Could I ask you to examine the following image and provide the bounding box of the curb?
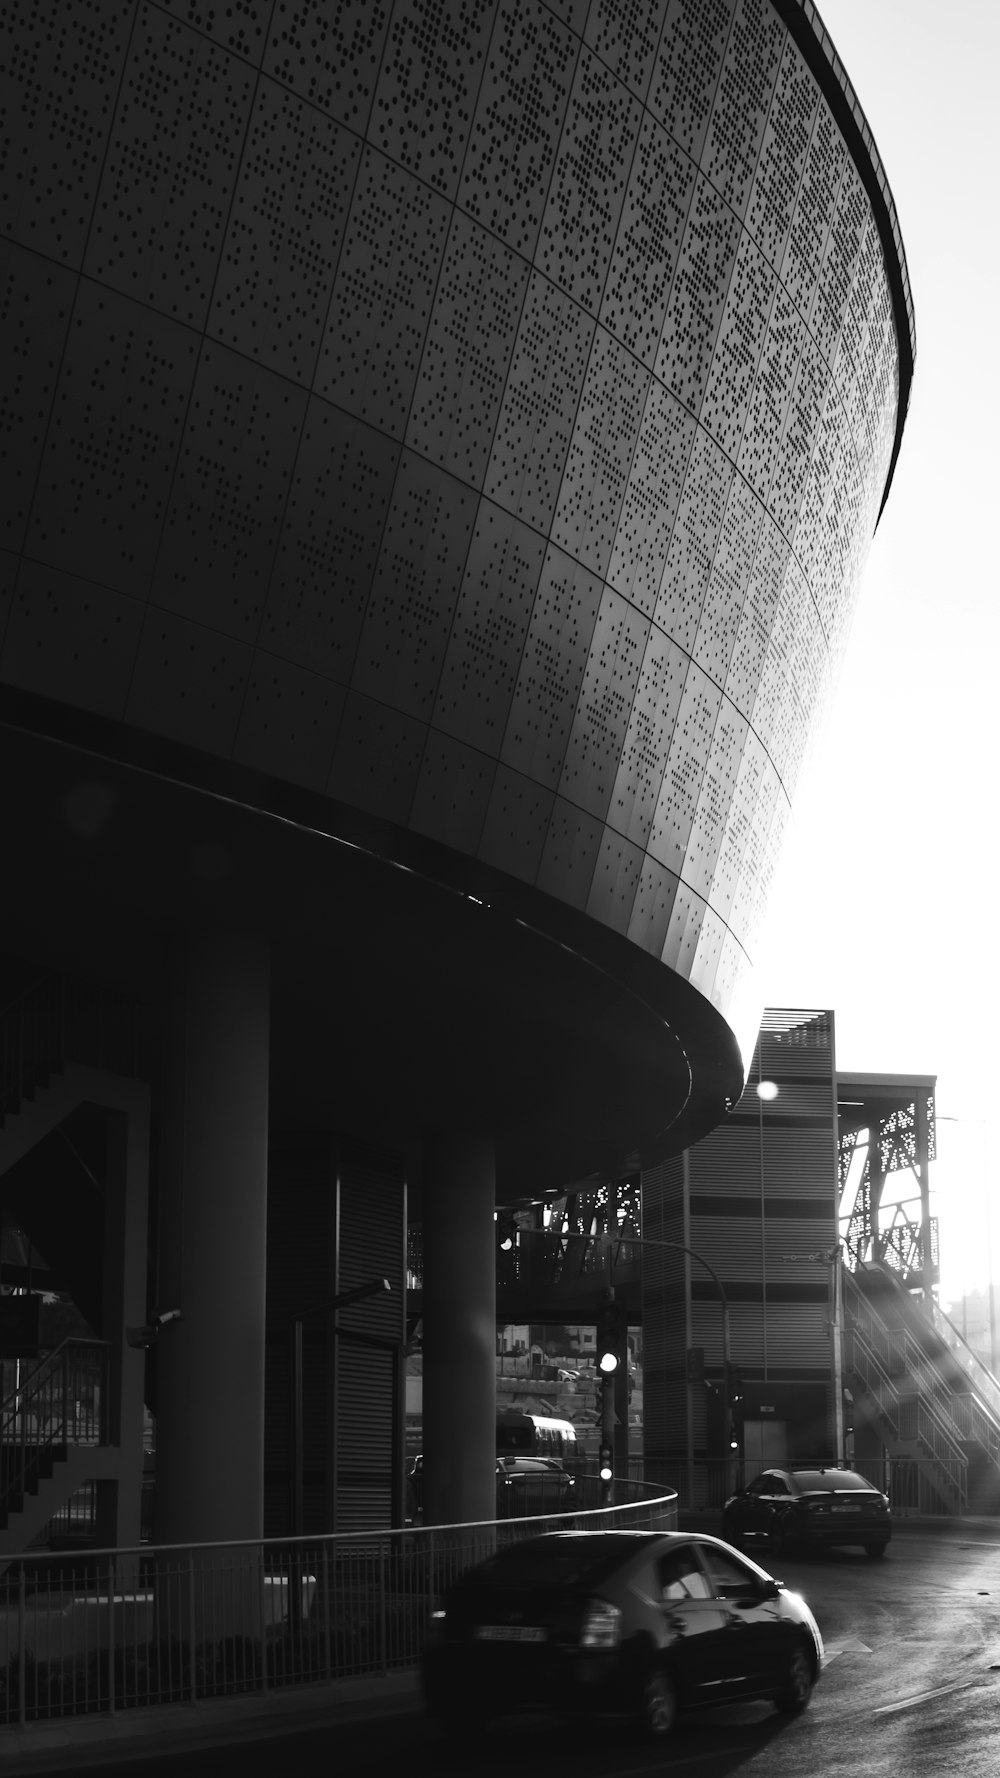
[0,1671,423,1773]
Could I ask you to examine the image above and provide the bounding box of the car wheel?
[865,1542,887,1560]
[774,1640,815,1715]
[638,1666,679,1739]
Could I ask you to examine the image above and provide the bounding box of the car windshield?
[469,1534,651,1588]
[792,1469,878,1492]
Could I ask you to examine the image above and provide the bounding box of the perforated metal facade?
[1,1,911,1035]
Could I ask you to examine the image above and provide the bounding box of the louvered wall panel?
[264,1134,336,1538]
[334,1143,407,1533]
[643,1008,840,1462]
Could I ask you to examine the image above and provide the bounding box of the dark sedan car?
[423,1529,823,1739]
[408,1455,574,1522]
[722,1465,891,1559]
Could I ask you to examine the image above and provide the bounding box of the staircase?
[0,972,150,1554]
[0,1339,118,1555]
[844,1263,1000,1516]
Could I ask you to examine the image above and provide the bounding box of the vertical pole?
[291,1319,303,1537]
[107,1555,116,1715]
[602,1241,615,1504]
[831,1247,845,1460]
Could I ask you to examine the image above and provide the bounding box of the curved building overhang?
[0,694,742,1195]
[0,0,913,1195]
[779,0,916,516]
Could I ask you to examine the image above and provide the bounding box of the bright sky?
[746,0,1000,1308]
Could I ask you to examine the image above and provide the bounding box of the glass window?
[791,1468,877,1493]
[656,1546,711,1601]
[698,1546,760,1601]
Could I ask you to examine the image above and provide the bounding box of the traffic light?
[725,1363,744,1404]
[598,1443,613,1484]
[596,1294,624,1375]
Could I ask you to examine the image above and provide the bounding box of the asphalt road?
[13,1526,1000,1778]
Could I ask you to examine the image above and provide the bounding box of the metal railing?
[852,1455,970,1518]
[0,1488,678,1727]
[0,1343,110,1525]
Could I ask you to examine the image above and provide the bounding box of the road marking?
[823,1637,873,1665]
[874,1679,976,1716]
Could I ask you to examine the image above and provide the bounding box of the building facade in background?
[0,0,913,1542]
[643,1007,841,1496]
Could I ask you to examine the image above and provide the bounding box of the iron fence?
[0,1487,678,1727]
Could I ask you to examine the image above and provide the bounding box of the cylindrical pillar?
[421,1132,496,1528]
[154,928,270,1546]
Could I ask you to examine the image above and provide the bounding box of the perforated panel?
[558,586,650,820]
[2,0,911,1032]
[461,0,577,256]
[601,113,695,365]
[263,1,390,125]
[410,729,497,851]
[318,149,452,438]
[349,452,477,720]
[84,8,256,327]
[501,548,603,790]
[648,0,731,161]
[609,625,688,847]
[369,0,495,199]
[208,85,360,382]
[648,660,722,877]
[1,243,76,554]
[1,1,133,266]
[25,284,199,595]
[124,610,252,754]
[406,213,530,488]
[537,45,641,315]
[701,0,782,220]
[607,381,696,615]
[656,173,740,414]
[2,562,143,718]
[152,343,307,638]
[484,271,595,530]
[233,653,345,792]
[433,504,547,750]
[553,328,650,575]
[478,762,555,882]
[258,404,400,681]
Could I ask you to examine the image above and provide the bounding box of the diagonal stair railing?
[0,1340,110,1523]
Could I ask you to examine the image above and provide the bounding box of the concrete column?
[421,1132,496,1528]
[154,928,270,1547]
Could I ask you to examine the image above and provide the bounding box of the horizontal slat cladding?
[760,1010,834,1078]
[763,1311,833,1367]
[336,1488,393,1534]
